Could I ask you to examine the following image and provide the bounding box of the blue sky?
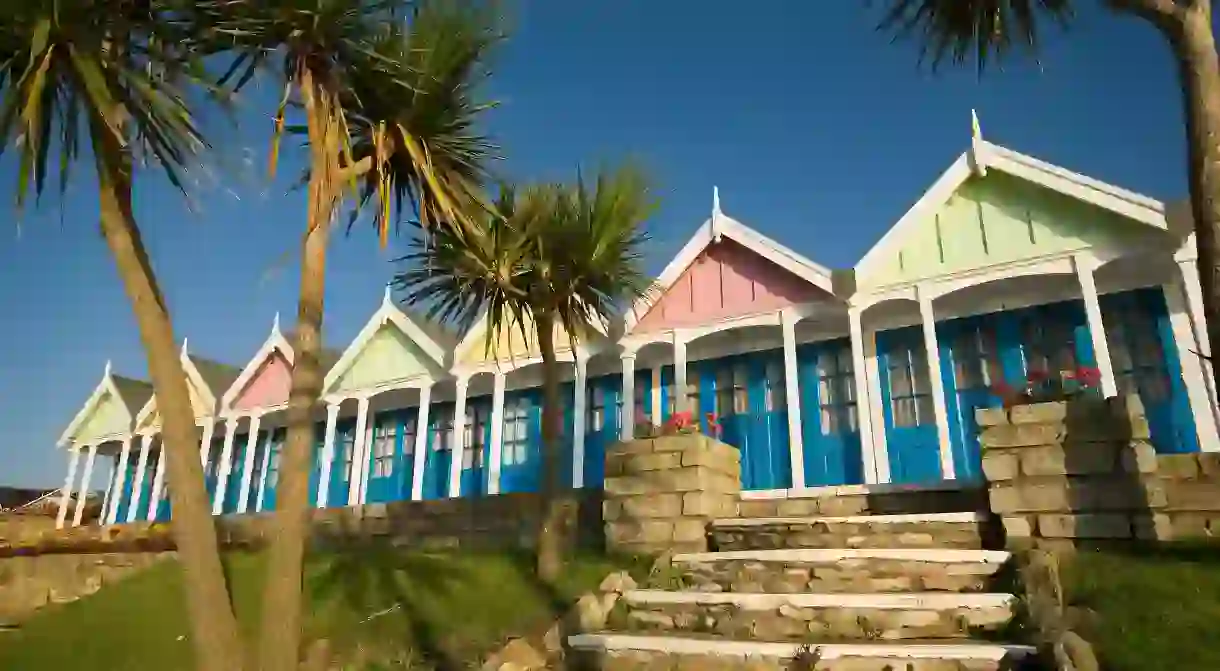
[0,1,1186,487]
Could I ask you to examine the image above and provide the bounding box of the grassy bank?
[1064,542,1220,671]
[0,544,647,671]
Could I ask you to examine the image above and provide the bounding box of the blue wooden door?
[797,340,864,486]
[461,399,493,496]
[584,375,621,488]
[154,452,172,521]
[716,354,791,490]
[940,313,1025,482]
[1015,299,1095,384]
[423,402,455,500]
[878,326,942,483]
[1102,289,1200,454]
[222,433,250,514]
[365,411,414,503]
[500,390,542,493]
[308,421,325,507]
[325,421,356,508]
[257,428,285,511]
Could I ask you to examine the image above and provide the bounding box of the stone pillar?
[977,394,1163,547]
[603,434,741,555]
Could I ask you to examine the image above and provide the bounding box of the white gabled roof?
[454,303,609,362]
[58,361,150,447]
[623,188,837,334]
[132,339,225,427]
[856,111,1169,275]
[219,314,295,411]
[322,288,450,391]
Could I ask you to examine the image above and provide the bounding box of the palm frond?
[874,0,1074,71]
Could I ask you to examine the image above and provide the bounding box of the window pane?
[890,358,913,398]
[911,349,931,395]
[893,397,918,428]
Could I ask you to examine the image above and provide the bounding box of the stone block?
[1011,401,1069,425]
[774,498,821,517]
[621,494,682,519]
[671,520,707,543]
[737,500,778,517]
[1133,514,1173,541]
[1121,442,1159,475]
[981,452,1018,482]
[1038,514,1132,539]
[1001,516,1033,538]
[1165,482,1220,511]
[1198,454,1220,479]
[975,407,1009,428]
[819,495,870,517]
[627,452,684,473]
[981,423,1063,449]
[682,492,733,517]
[1159,454,1201,481]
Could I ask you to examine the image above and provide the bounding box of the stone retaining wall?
[0,551,174,625]
[978,394,1220,547]
[978,395,1163,546]
[736,485,989,519]
[603,434,740,555]
[0,490,605,559]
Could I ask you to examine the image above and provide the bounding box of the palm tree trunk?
[258,70,340,671]
[91,121,246,671]
[534,311,566,582]
[1169,3,1220,412]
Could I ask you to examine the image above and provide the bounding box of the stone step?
[663,548,1011,594]
[616,590,1015,641]
[710,512,989,551]
[567,633,1037,670]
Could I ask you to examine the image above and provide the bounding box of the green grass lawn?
[0,543,648,671]
[1064,542,1220,671]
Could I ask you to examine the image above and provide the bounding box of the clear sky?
[0,1,1187,488]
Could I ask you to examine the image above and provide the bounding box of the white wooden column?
[1165,280,1220,450]
[650,367,663,423]
[358,410,376,504]
[316,403,341,508]
[620,354,637,440]
[56,448,82,529]
[848,307,880,484]
[212,417,239,515]
[147,445,168,522]
[199,422,215,468]
[347,396,371,506]
[237,413,263,513]
[72,443,99,527]
[572,355,589,488]
[673,333,688,414]
[410,383,433,501]
[448,377,470,498]
[255,430,274,512]
[917,287,956,480]
[127,434,153,523]
[1074,255,1118,398]
[487,372,507,495]
[99,462,116,526]
[107,436,133,524]
[1176,259,1220,444]
[780,309,806,489]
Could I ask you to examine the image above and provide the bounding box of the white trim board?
[669,548,1011,564]
[322,289,449,394]
[856,138,1170,279]
[220,316,295,411]
[59,362,139,447]
[566,634,1036,661]
[620,590,1015,610]
[134,344,219,429]
[623,191,838,335]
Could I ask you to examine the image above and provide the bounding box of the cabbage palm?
[0,3,245,670]
[197,2,501,668]
[874,0,1220,403]
[394,166,656,581]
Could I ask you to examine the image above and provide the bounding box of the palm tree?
[872,0,1220,407]
[0,3,246,670]
[197,1,501,667]
[395,166,657,581]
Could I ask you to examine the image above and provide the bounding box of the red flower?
[1076,367,1102,387]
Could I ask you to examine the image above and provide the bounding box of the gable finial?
[104,359,112,377]
[710,186,723,243]
[382,283,393,307]
[272,311,281,333]
[968,108,988,177]
[181,337,189,357]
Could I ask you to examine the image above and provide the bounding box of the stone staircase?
[569,502,1038,670]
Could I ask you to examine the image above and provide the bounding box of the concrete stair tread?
[673,548,1011,564]
[622,590,1016,609]
[711,512,987,527]
[568,632,1037,660]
